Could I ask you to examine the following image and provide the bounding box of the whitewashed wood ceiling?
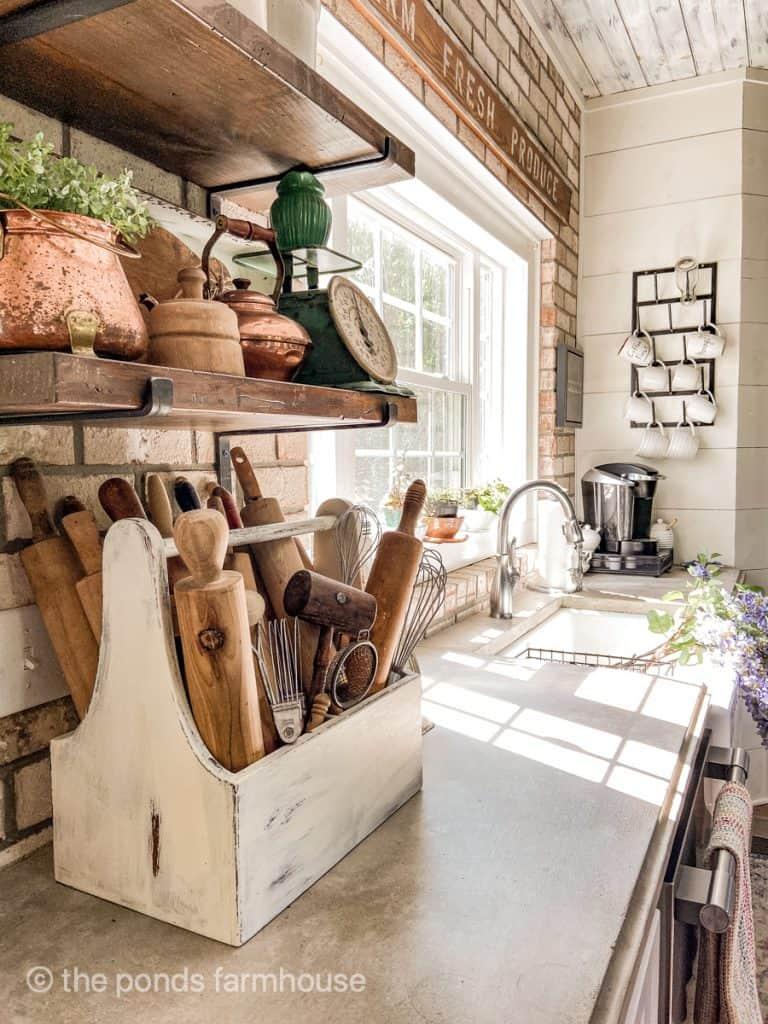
[536,0,768,99]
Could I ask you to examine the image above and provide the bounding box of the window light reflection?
[574,668,651,713]
[511,708,622,760]
[618,740,677,781]
[606,765,668,807]
[421,700,501,742]
[425,682,520,724]
[494,728,609,783]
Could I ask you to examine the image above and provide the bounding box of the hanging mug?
[671,355,701,391]
[624,390,653,423]
[666,419,699,460]
[687,389,717,424]
[618,328,653,366]
[687,323,725,359]
[636,360,669,393]
[635,422,669,459]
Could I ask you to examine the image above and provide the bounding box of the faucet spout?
[490,480,583,619]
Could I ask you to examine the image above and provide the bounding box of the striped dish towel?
[695,782,763,1024]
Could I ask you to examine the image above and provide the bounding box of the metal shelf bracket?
[0,0,137,45]
[215,399,399,493]
[0,376,174,427]
[207,138,394,217]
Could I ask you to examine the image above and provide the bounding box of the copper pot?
[424,516,465,540]
[0,208,148,359]
[218,278,311,381]
[202,215,311,381]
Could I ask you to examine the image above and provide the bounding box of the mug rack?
[629,262,718,429]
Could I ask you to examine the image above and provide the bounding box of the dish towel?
[694,782,763,1024]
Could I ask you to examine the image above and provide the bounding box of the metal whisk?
[253,618,305,744]
[334,504,382,588]
[390,548,447,679]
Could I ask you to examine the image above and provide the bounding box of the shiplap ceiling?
[535,0,768,99]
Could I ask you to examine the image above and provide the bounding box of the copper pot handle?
[0,192,141,259]
[202,214,285,303]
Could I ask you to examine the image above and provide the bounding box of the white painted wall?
[577,70,768,581]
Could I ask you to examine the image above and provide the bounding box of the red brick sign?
[351,0,573,222]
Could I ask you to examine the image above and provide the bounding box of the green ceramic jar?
[270,170,331,252]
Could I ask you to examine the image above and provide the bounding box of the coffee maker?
[581,463,671,576]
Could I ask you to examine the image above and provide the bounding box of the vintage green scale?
[233,170,414,398]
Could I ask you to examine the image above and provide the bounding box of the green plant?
[424,488,461,517]
[0,123,152,242]
[464,479,510,516]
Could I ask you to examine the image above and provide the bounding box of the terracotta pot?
[424,515,464,540]
[0,209,148,359]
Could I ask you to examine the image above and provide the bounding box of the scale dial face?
[327,276,398,384]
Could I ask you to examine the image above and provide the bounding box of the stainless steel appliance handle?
[674,746,750,934]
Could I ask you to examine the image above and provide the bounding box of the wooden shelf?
[0,0,414,208]
[0,352,417,432]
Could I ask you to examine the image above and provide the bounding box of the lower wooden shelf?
[0,352,417,432]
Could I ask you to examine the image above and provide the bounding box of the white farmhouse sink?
[500,607,654,665]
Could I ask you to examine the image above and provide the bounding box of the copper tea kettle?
[203,216,311,381]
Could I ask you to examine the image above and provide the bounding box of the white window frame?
[314,10,550,543]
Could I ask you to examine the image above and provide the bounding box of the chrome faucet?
[490,480,584,619]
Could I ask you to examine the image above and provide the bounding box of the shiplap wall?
[577,71,768,583]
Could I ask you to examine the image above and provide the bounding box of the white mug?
[671,357,701,392]
[636,361,669,393]
[635,423,669,459]
[618,328,653,366]
[666,420,699,460]
[687,324,725,359]
[687,389,717,424]
[624,390,653,423]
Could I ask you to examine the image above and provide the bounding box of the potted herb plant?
[424,488,464,541]
[460,479,511,532]
[0,123,152,359]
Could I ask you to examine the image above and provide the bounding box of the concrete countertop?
[0,568,726,1024]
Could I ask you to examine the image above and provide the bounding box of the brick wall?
[323,0,582,494]
[0,0,581,865]
[0,97,310,866]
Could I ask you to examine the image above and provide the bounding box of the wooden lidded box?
[50,519,423,946]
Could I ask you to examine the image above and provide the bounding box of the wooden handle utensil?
[174,509,265,772]
[145,473,189,592]
[99,478,146,521]
[173,476,202,513]
[365,479,427,691]
[61,506,104,641]
[231,446,318,697]
[284,569,377,703]
[11,459,99,718]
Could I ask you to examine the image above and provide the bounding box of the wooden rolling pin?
[99,478,146,521]
[206,493,277,753]
[145,473,189,590]
[173,509,265,772]
[231,446,319,697]
[284,570,377,704]
[365,479,427,692]
[60,501,104,641]
[11,459,98,718]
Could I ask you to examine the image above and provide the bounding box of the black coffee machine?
[581,463,671,576]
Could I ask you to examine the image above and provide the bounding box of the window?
[326,188,517,512]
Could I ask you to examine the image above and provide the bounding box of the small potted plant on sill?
[424,488,464,541]
[0,123,152,360]
[460,479,511,532]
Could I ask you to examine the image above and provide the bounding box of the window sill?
[423,529,497,573]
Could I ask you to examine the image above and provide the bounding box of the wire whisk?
[253,618,305,744]
[334,504,382,588]
[390,548,447,678]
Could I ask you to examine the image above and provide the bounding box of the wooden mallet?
[283,570,377,707]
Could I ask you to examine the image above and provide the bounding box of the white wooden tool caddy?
[50,518,423,946]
